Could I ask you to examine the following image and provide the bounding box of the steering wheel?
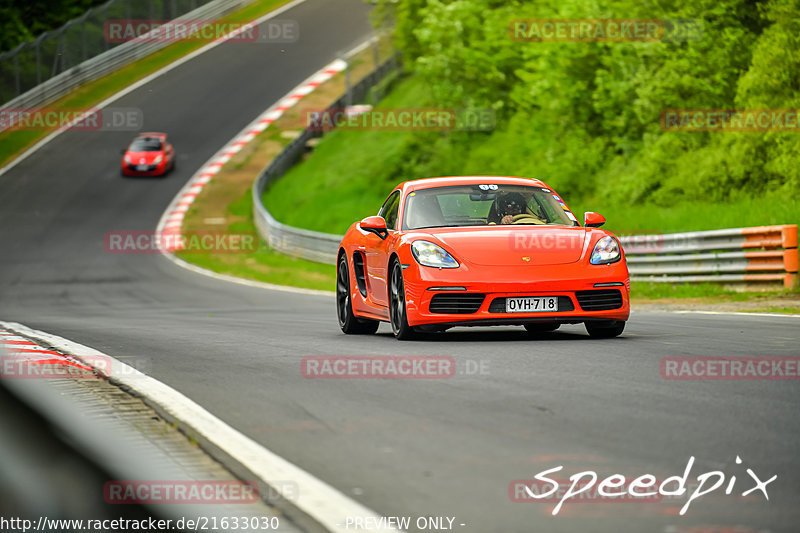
[511,213,546,225]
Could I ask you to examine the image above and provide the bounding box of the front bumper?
[402,260,630,327]
[121,162,167,176]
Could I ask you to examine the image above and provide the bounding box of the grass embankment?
[176,39,395,291]
[0,0,291,168]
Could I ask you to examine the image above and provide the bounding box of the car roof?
[399,176,549,193]
[136,132,167,139]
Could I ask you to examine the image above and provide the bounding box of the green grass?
[571,194,800,236]
[745,306,800,314]
[0,0,290,168]
[176,189,336,291]
[630,282,749,300]
[628,282,800,301]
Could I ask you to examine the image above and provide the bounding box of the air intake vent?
[575,289,623,311]
[352,252,367,297]
[429,293,485,314]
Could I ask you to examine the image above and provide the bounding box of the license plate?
[505,296,558,313]
[136,165,149,171]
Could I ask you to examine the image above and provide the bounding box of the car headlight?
[124,155,131,164]
[154,155,164,164]
[411,240,459,268]
[590,236,621,265]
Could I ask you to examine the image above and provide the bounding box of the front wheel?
[336,255,379,334]
[389,260,416,340]
[585,320,625,338]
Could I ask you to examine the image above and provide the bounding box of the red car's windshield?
[403,184,578,230]
[128,137,163,152]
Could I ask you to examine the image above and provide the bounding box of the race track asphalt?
[1,1,799,531]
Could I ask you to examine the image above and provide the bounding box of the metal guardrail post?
[34,36,42,86]
[82,15,88,62]
[14,53,21,96]
[344,56,352,108]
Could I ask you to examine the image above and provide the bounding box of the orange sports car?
[336,176,630,339]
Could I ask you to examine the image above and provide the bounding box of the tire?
[585,320,625,338]
[524,322,560,333]
[336,254,379,334]
[388,260,417,340]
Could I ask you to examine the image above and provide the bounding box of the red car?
[336,176,630,339]
[121,132,174,177]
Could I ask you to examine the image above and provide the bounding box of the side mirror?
[120,148,126,155]
[360,216,389,239]
[584,212,606,228]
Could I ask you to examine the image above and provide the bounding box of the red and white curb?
[0,329,97,378]
[155,58,347,245]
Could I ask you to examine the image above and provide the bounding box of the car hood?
[125,151,162,164]
[416,226,589,266]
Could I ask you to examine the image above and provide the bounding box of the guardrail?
[620,225,799,288]
[252,52,400,264]
[0,0,255,110]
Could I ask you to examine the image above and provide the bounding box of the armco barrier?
[252,53,400,264]
[620,225,799,288]
[0,0,255,111]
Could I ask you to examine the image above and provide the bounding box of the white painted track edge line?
[0,320,402,533]
[667,310,800,318]
[0,0,308,178]
[631,309,800,318]
[168,254,333,296]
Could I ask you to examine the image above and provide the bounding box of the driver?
[497,192,526,224]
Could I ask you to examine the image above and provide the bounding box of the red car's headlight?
[411,240,459,268]
[590,236,621,265]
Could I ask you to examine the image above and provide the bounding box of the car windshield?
[402,184,578,230]
[129,137,163,151]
